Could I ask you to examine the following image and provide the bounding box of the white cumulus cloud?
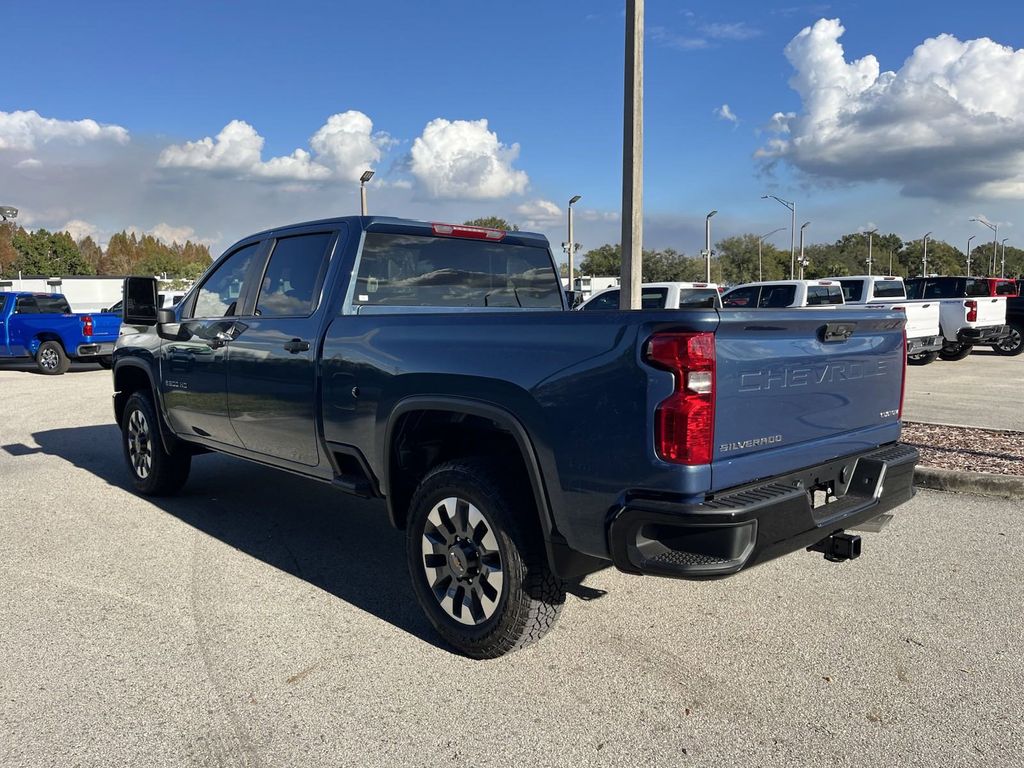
[715,104,739,124]
[515,199,562,229]
[60,219,101,242]
[158,111,390,182]
[409,118,529,199]
[0,109,129,151]
[759,18,1024,199]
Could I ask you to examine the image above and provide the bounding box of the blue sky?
[3,0,1024,258]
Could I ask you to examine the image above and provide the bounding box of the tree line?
[0,222,212,279]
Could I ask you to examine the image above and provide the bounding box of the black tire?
[907,351,938,366]
[939,342,973,361]
[96,357,113,369]
[406,458,565,659]
[36,340,70,375]
[992,323,1024,356]
[121,392,191,496]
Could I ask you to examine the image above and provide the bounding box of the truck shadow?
[22,424,446,652]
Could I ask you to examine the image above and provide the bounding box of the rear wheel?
[36,341,70,375]
[907,351,938,366]
[992,323,1024,356]
[939,342,973,361]
[97,357,113,369]
[406,458,564,659]
[121,392,191,496]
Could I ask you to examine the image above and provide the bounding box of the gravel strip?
[902,421,1024,477]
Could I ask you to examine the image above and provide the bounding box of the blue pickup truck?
[112,217,918,658]
[0,292,121,373]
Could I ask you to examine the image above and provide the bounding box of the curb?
[914,466,1024,499]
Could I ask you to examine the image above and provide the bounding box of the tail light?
[644,332,715,465]
[965,300,978,322]
[899,330,907,420]
[81,315,94,336]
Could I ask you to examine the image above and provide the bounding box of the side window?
[191,243,260,319]
[580,290,620,310]
[923,281,945,299]
[964,279,988,297]
[839,281,863,302]
[759,285,796,308]
[0,295,5,313]
[256,232,333,318]
[722,286,758,308]
[640,287,669,309]
[15,296,38,314]
[36,295,72,314]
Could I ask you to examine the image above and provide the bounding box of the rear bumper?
[608,443,918,579]
[907,335,942,355]
[74,342,115,358]
[958,325,1008,345]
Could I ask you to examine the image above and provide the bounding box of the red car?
[984,277,1019,298]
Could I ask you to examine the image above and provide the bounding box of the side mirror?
[123,276,159,326]
[157,308,176,324]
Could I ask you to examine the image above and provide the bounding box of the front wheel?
[907,351,938,366]
[121,392,191,496]
[406,458,565,659]
[939,342,973,361]
[992,324,1024,356]
[36,340,70,375]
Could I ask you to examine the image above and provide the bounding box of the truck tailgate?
[84,312,122,341]
[972,296,1006,326]
[898,301,940,338]
[712,308,904,491]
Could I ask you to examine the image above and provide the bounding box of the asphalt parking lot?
[1,364,1022,768]
[904,349,1024,431]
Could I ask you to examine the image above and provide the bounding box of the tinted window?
[353,233,561,308]
[994,281,1016,296]
[964,279,988,297]
[759,285,796,308]
[35,296,72,314]
[640,288,669,308]
[580,290,620,310]
[722,286,758,308]
[839,280,864,302]
[872,280,905,299]
[192,243,260,318]
[0,294,6,313]
[678,288,719,308]
[905,279,924,299]
[15,296,38,314]
[807,286,844,306]
[256,233,333,317]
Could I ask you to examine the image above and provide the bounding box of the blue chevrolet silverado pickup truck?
[0,291,121,373]
[112,216,918,657]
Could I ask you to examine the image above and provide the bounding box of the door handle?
[284,338,310,354]
[207,331,233,349]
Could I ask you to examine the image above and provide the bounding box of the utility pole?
[359,170,374,215]
[704,210,717,282]
[1001,237,1008,278]
[922,231,932,276]
[762,195,796,279]
[865,228,878,275]
[966,235,975,276]
[758,227,784,282]
[798,221,810,279]
[888,249,893,275]
[563,195,582,290]
[619,0,644,310]
[970,217,997,276]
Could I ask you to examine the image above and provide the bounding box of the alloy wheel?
[39,348,59,370]
[996,327,1022,353]
[127,409,153,479]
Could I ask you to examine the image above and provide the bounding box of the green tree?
[11,229,93,275]
[715,234,789,283]
[0,221,19,276]
[464,216,519,231]
[76,235,104,274]
[578,243,705,282]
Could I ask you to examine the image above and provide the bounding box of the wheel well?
[34,333,64,350]
[387,410,538,531]
[113,366,154,427]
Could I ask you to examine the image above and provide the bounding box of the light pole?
[762,194,796,279]
[966,235,975,276]
[704,210,717,282]
[359,170,374,215]
[620,0,644,309]
[922,231,932,276]
[970,217,997,276]
[1001,238,1008,278]
[888,249,894,275]
[758,227,785,282]
[798,221,810,279]
[864,228,878,275]
[563,194,582,289]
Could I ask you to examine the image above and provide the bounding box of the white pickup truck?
[904,277,1009,361]
[838,276,943,365]
[577,281,723,310]
[721,280,844,308]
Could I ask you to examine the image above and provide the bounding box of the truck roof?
[227,215,551,253]
[840,275,903,282]
[727,279,841,288]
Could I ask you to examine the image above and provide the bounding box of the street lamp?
[922,231,932,276]
[758,227,785,282]
[969,217,997,276]
[1001,237,1008,278]
[798,221,810,279]
[563,195,582,289]
[704,210,717,282]
[864,228,878,275]
[359,170,374,215]
[762,194,796,279]
[0,206,17,221]
[966,235,975,276]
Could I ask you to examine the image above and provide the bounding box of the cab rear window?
[353,233,562,308]
[872,281,905,299]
